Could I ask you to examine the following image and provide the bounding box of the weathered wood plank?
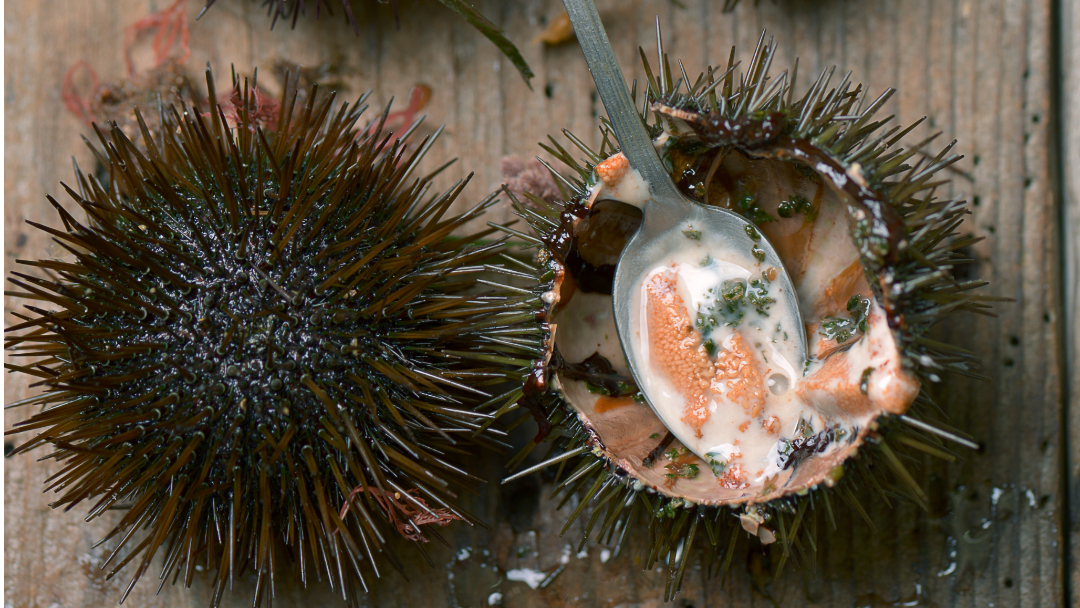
[4,0,1065,606]
[1059,0,1080,605]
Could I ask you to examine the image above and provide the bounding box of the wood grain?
[3,0,1067,606]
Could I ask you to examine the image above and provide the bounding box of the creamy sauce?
[630,240,814,486]
[628,245,917,488]
[587,153,653,209]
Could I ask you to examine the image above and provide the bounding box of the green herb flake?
[703,338,717,356]
[736,191,777,225]
[820,296,871,343]
[683,227,702,240]
[664,461,700,481]
[657,501,680,519]
[704,453,728,477]
[795,163,819,180]
[722,280,747,302]
[696,276,777,330]
[776,194,816,220]
[746,279,776,316]
[585,382,611,396]
[859,367,874,395]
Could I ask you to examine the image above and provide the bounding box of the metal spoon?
[562,0,807,453]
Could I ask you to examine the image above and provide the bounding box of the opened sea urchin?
[503,33,989,596]
[5,71,543,605]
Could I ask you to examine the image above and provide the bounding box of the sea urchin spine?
[197,0,535,85]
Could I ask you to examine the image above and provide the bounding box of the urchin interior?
[550,149,919,505]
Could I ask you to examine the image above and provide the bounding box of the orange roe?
[644,271,767,437]
[762,415,780,435]
[717,463,748,489]
[596,153,629,186]
[645,271,716,436]
[715,333,766,419]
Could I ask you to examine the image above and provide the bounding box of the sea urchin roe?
[634,246,807,484]
[642,269,770,436]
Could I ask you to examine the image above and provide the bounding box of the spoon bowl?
[563,0,807,459]
[612,189,807,459]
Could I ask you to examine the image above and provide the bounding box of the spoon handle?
[561,0,682,202]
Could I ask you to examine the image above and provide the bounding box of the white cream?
[629,236,830,486]
[630,248,914,487]
[587,153,653,210]
[626,245,812,473]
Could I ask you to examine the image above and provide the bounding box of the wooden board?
[3,0,1068,606]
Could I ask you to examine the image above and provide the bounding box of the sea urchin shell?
[5,69,542,605]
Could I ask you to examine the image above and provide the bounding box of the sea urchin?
[5,70,543,605]
[502,30,990,598]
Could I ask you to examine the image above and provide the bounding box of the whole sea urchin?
[5,70,543,605]
[503,32,990,596]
